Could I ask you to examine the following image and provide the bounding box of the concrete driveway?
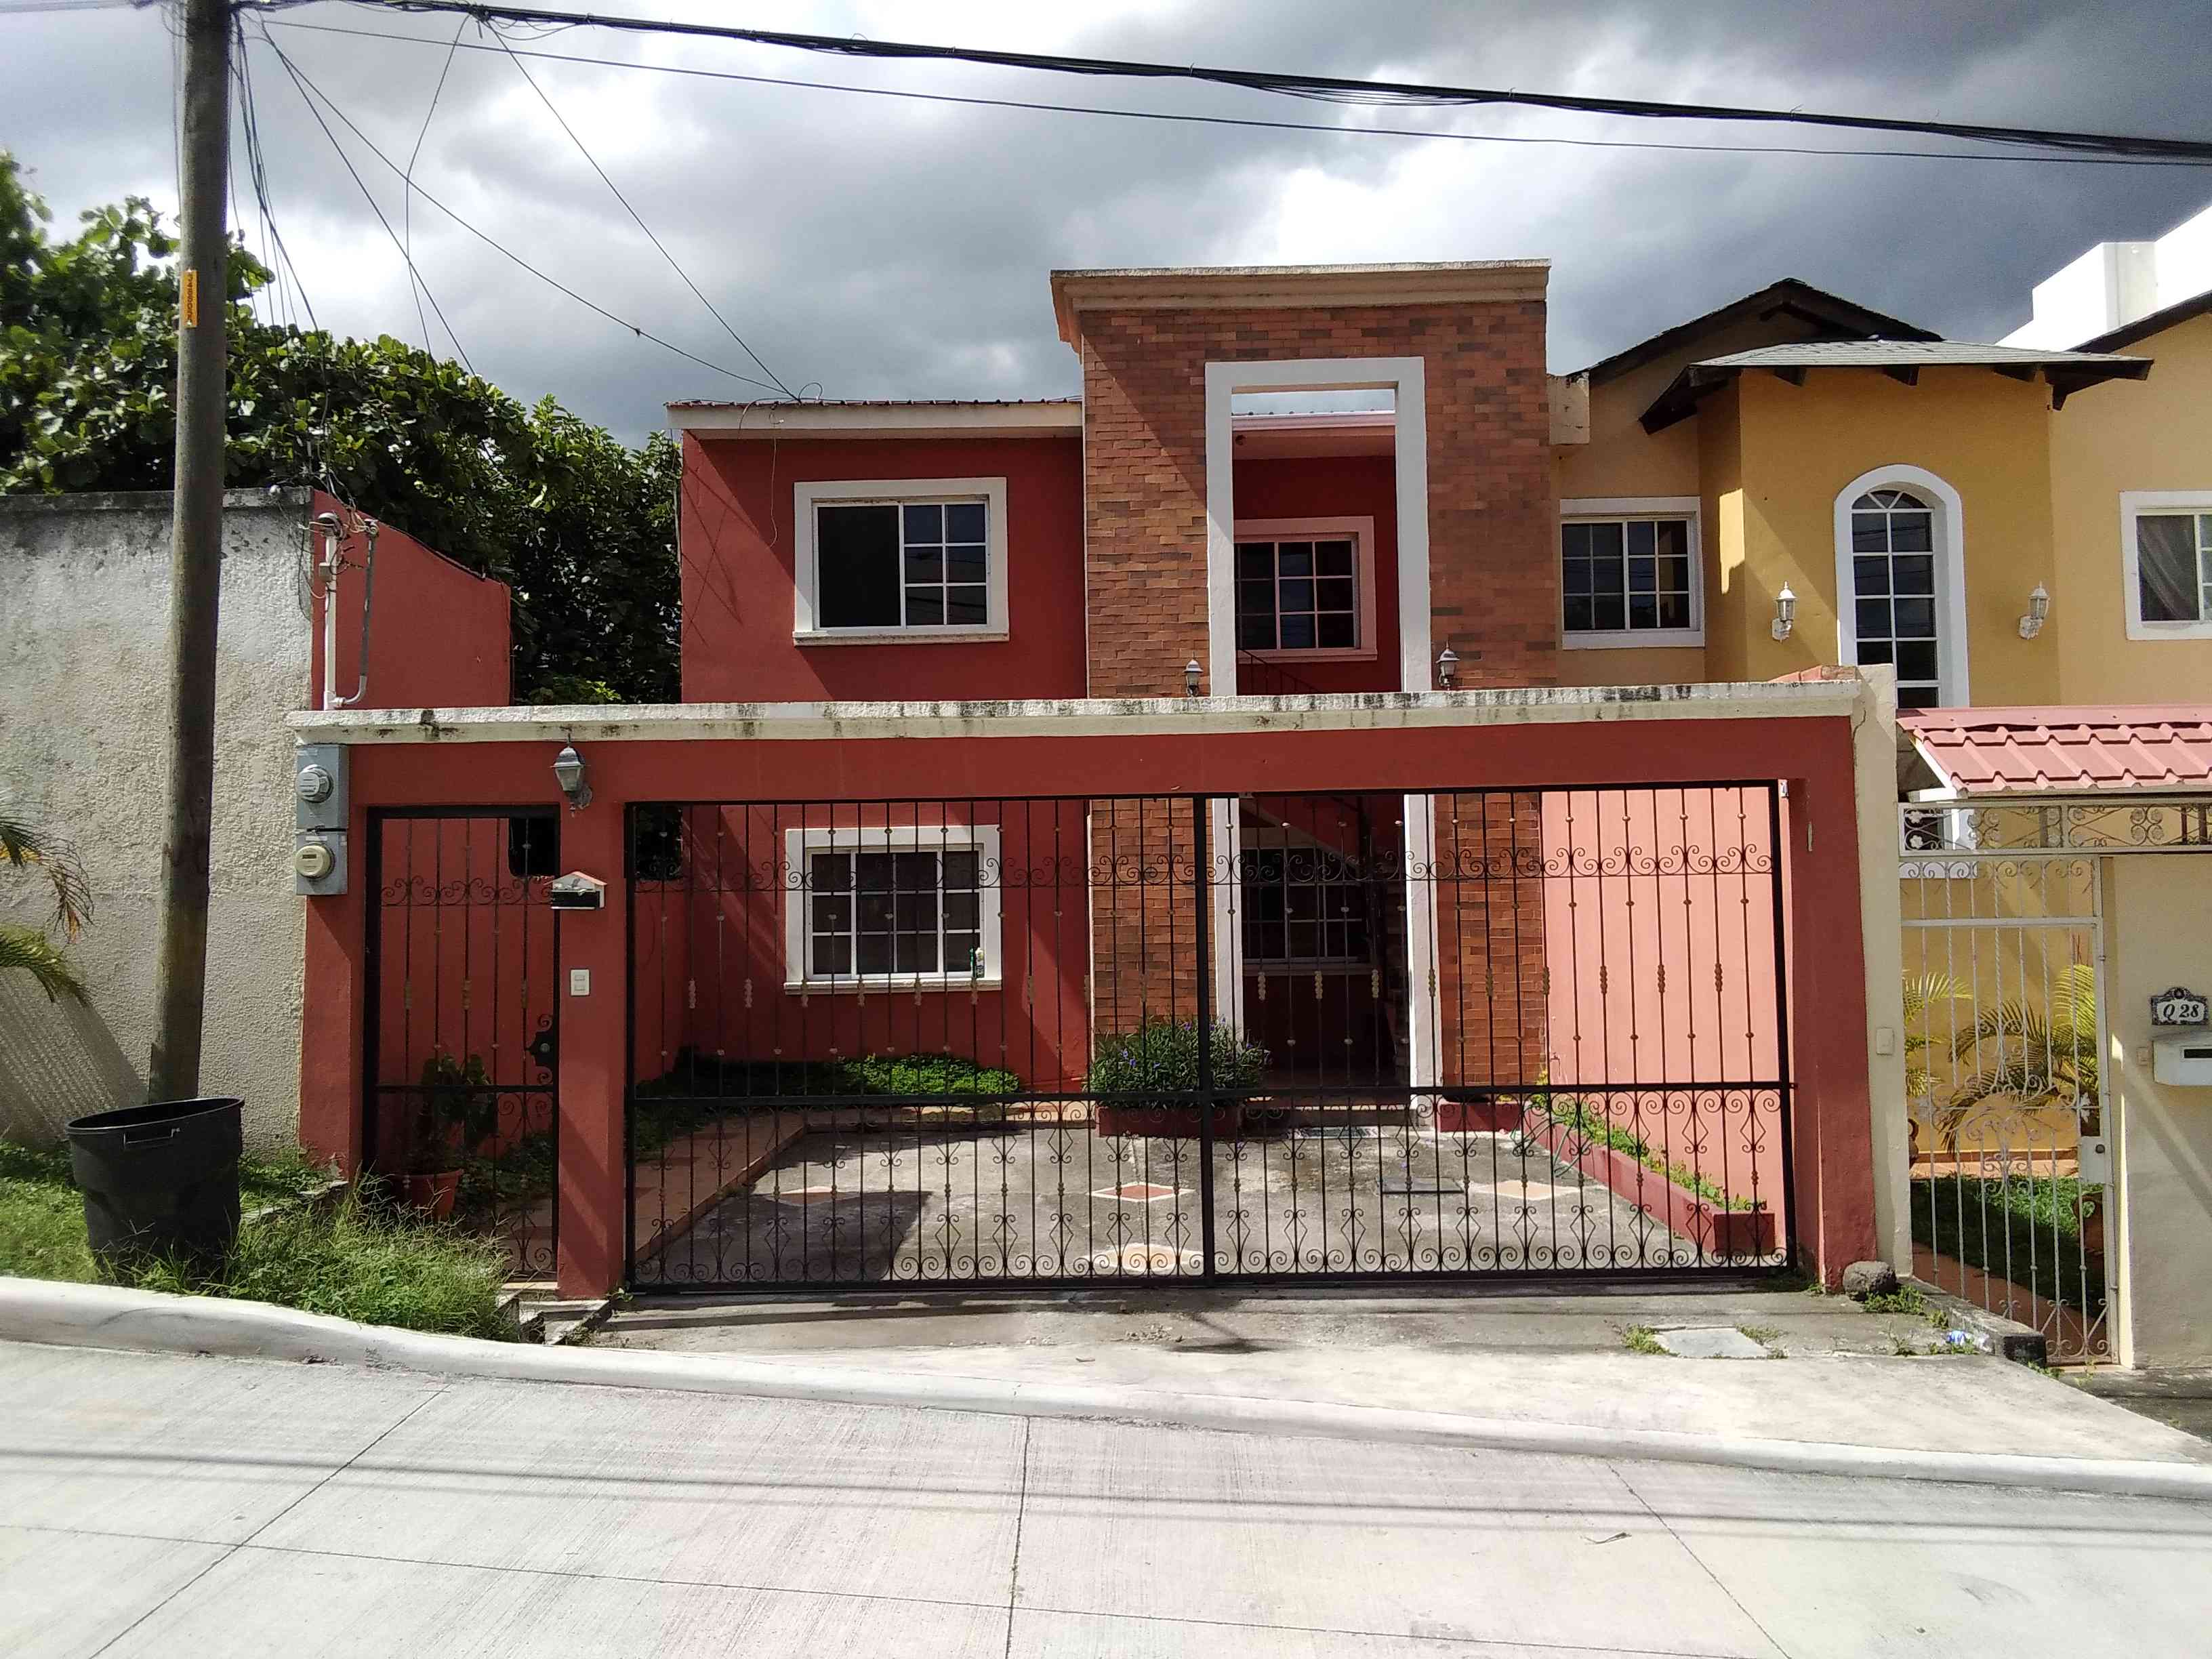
[644,1120,1696,1287]
[5,1338,2210,1657]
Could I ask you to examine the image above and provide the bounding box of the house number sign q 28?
[2150,987,2210,1028]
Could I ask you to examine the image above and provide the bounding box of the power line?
[401,16,466,360]
[262,27,478,373]
[259,0,2212,165]
[252,28,790,396]
[260,18,2212,172]
[480,23,796,395]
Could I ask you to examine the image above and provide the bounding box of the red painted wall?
[628,802,1090,1095]
[299,712,1877,1298]
[678,434,1086,703]
[1231,456,1401,695]
[308,491,511,710]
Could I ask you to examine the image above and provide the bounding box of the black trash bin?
[65,1097,243,1273]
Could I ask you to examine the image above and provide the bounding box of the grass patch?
[1622,1324,1666,1355]
[1736,1324,1782,1345]
[632,1050,1027,1159]
[0,1139,516,1340]
[1544,1100,1759,1212]
[1909,1176,2103,1319]
[1860,1282,1929,1317]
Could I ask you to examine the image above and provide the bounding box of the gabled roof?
[1578,279,1938,387]
[1639,339,2151,432]
[2076,287,2212,354]
[1902,705,2212,796]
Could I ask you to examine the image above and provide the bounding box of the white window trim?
[2120,490,2212,640]
[781,824,1004,993]
[1557,496,1704,649]
[792,476,1010,644]
[1832,464,1971,708]
[1230,515,1379,661]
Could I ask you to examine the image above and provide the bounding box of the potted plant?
[1090,1019,1267,1138]
[405,1048,498,1218]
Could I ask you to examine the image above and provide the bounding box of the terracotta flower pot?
[401,1168,462,1220]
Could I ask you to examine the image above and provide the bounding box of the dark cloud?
[5,0,2209,441]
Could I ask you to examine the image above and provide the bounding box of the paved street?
[5,1338,2211,1657]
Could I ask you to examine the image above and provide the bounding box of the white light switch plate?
[569,968,590,997]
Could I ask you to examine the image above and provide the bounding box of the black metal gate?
[365,808,560,1279]
[625,786,1792,1290]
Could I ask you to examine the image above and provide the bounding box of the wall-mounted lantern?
[552,743,592,812]
[1435,644,1459,690]
[1770,584,1797,642]
[1184,659,1203,698]
[2018,584,2051,640]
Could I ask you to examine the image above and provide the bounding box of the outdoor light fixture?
[1771,584,1797,642]
[552,743,592,812]
[1436,644,1459,689]
[2019,583,2051,640]
[1184,659,1203,697]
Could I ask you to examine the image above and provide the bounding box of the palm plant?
[0,808,94,1002]
[1901,972,1965,1107]
[1940,961,2100,1143]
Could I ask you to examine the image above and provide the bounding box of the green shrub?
[630,1050,1027,1157]
[1088,1019,1268,1099]
[1544,1098,1759,1212]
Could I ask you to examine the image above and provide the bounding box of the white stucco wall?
[2107,853,2212,1367]
[0,489,312,1149]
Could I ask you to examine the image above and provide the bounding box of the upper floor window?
[1834,466,1967,709]
[793,477,1008,643]
[1558,498,1702,648]
[2122,493,2212,639]
[781,825,1002,989]
[1233,516,1376,659]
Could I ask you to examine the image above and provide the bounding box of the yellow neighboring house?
[1549,202,2212,708]
[1549,200,2212,1367]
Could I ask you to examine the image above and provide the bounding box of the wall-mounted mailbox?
[2154,1036,2212,1087]
[548,871,606,911]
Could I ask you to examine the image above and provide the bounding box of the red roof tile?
[1902,705,2212,795]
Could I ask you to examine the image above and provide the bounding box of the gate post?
[554,799,628,1298]
[1193,794,1216,1279]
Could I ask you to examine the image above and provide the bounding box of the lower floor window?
[785,828,1000,985]
[1241,844,1368,965]
[2135,510,2212,626]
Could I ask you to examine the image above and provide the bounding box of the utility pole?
[148,0,233,1103]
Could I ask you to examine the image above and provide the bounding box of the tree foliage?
[0,152,677,701]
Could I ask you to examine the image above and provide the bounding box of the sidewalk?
[6,1336,2211,1658]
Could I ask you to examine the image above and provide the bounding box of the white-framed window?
[1232,516,1378,659]
[781,825,1003,990]
[1239,836,1370,968]
[1557,497,1703,648]
[2121,491,2212,639]
[1833,465,1969,710]
[792,477,1009,643]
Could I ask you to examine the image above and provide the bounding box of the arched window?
[1835,467,1967,708]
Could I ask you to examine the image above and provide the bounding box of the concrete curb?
[6,1276,2208,1502]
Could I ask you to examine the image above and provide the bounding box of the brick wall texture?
[1075,298,1556,1082]
[1075,300,1558,697]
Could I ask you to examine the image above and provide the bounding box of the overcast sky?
[7,0,2211,441]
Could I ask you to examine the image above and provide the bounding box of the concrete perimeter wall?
[0,490,314,1149]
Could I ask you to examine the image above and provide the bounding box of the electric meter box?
[2154,1034,2212,1087]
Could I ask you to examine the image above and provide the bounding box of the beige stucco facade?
[0,491,314,1151]
[2105,853,2212,1366]
[2047,312,2212,704]
[1549,304,2212,711]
